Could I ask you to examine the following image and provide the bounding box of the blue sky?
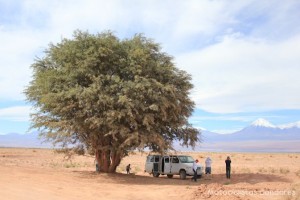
[0,0,300,134]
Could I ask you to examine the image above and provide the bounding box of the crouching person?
[126,164,131,174]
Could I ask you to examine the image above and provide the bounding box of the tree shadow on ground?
[71,170,291,186]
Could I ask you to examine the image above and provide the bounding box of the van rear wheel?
[179,170,186,180]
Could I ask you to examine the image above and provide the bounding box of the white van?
[144,155,203,179]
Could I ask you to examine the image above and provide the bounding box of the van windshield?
[178,156,194,163]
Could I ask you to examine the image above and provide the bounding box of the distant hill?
[1,118,299,152]
[0,132,52,148]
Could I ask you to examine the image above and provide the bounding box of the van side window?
[154,156,159,162]
[150,157,154,162]
[172,156,179,163]
[165,157,169,163]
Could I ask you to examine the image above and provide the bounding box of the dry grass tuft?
[258,167,268,173]
[134,166,142,173]
[240,167,251,173]
[116,164,126,173]
[268,167,277,174]
[279,168,290,174]
[295,170,300,177]
[63,162,81,168]
[224,181,230,185]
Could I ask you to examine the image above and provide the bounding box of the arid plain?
[0,148,299,200]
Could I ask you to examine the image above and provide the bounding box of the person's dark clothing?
[225,159,231,179]
[192,169,197,181]
[191,161,198,182]
[225,159,231,168]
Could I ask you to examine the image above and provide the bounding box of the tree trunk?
[109,151,122,172]
[96,149,122,173]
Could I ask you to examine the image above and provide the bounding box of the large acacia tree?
[25,31,199,173]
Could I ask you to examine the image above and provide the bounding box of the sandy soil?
[0,148,299,200]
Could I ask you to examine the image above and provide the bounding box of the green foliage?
[25,30,199,172]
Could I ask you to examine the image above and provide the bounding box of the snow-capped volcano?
[189,118,300,152]
[200,118,300,146]
[249,118,300,129]
[250,118,276,128]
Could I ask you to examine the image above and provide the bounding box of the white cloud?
[0,28,41,100]
[211,128,243,134]
[0,0,300,115]
[0,106,31,121]
[190,115,254,123]
[0,0,179,100]
[177,34,300,113]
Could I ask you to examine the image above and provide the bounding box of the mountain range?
[202,118,300,142]
[177,118,300,152]
[0,132,52,148]
[0,118,299,152]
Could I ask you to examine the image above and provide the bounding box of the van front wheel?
[179,170,186,180]
[153,172,160,178]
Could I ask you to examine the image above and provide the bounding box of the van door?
[145,156,153,173]
[145,155,160,173]
[170,156,180,174]
[163,156,171,174]
[153,156,160,173]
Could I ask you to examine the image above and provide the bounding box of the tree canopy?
[25,30,200,172]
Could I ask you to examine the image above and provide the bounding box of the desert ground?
[0,148,299,200]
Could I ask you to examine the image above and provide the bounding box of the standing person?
[205,157,212,178]
[225,156,231,179]
[94,158,100,173]
[192,159,199,182]
[126,164,131,174]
